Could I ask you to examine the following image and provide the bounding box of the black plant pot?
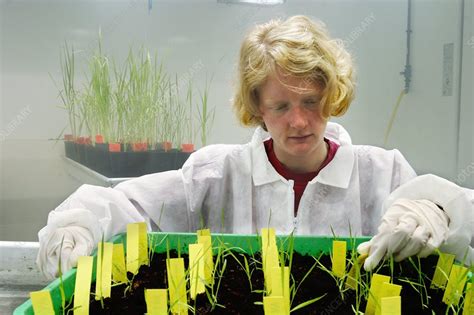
[64,141,76,161]
[65,143,194,177]
[76,143,86,164]
[146,149,177,174]
[84,144,108,175]
[175,151,192,168]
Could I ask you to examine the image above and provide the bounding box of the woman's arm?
[37,169,190,278]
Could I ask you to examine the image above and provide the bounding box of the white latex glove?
[358,199,449,271]
[358,174,474,271]
[36,208,102,279]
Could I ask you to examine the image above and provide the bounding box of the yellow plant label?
[462,283,473,315]
[197,228,211,236]
[197,234,214,285]
[30,291,54,315]
[380,296,401,315]
[127,223,140,274]
[443,264,469,306]
[126,222,148,274]
[261,228,276,255]
[365,274,391,315]
[166,258,188,315]
[95,242,113,300]
[346,253,368,290]
[189,243,205,299]
[270,266,283,296]
[269,266,289,314]
[112,243,127,283]
[431,252,455,289]
[375,282,402,315]
[74,256,93,315]
[145,289,168,315]
[332,240,347,278]
[283,266,290,315]
[264,244,280,292]
[138,222,149,266]
[263,296,287,315]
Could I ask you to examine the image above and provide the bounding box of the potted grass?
[56,42,81,162]
[196,76,215,148]
[82,40,115,175]
[57,38,212,178]
[181,82,196,154]
[123,48,163,176]
[16,227,473,314]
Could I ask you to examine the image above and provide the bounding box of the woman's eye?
[275,104,289,111]
[304,100,318,108]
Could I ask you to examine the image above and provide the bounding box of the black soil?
[67,251,464,314]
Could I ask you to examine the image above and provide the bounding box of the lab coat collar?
[250,122,355,189]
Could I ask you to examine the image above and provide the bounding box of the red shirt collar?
[264,138,340,182]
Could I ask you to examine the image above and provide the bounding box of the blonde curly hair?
[233,15,355,128]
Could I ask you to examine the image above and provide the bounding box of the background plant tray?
[13,233,369,315]
[65,142,192,177]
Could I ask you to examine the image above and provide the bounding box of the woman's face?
[257,70,328,170]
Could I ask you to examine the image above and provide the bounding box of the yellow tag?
[73,256,93,315]
[264,244,280,292]
[462,283,473,315]
[189,243,205,299]
[95,242,113,300]
[270,266,283,296]
[283,266,290,315]
[375,282,402,315]
[197,234,214,285]
[138,222,149,266]
[431,252,455,289]
[443,264,469,306]
[30,291,55,315]
[127,223,140,274]
[112,243,127,283]
[261,228,277,255]
[166,258,188,315]
[145,289,168,315]
[346,253,368,290]
[332,240,347,278]
[263,296,287,315]
[365,274,391,315]
[268,266,289,314]
[380,296,401,315]
[197,229,211,236]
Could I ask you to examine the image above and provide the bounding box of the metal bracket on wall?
[400,0,413,94]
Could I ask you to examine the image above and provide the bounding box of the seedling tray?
[14,233,368,314]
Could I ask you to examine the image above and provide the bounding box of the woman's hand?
[358,199,449,271]
[358,174,473,271]
[36,208,101,279]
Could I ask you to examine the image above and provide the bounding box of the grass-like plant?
[196,75,214,147]
[83,35,113,143]
[57,236,75,315]
[53,41,80,140]
[185,81,196,145]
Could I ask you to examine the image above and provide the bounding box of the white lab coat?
[38,122,474,278]
[44,122,418,242]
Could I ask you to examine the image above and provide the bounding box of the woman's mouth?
[288,135,311,141]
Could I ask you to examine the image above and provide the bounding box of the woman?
[37,15,473,279]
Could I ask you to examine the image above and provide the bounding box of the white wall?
[1,0,472,241]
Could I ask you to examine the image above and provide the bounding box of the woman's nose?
[288,106,308,129]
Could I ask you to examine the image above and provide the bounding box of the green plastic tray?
[14,232,370,315]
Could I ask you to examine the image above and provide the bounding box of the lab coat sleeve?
[40,169,190,246]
